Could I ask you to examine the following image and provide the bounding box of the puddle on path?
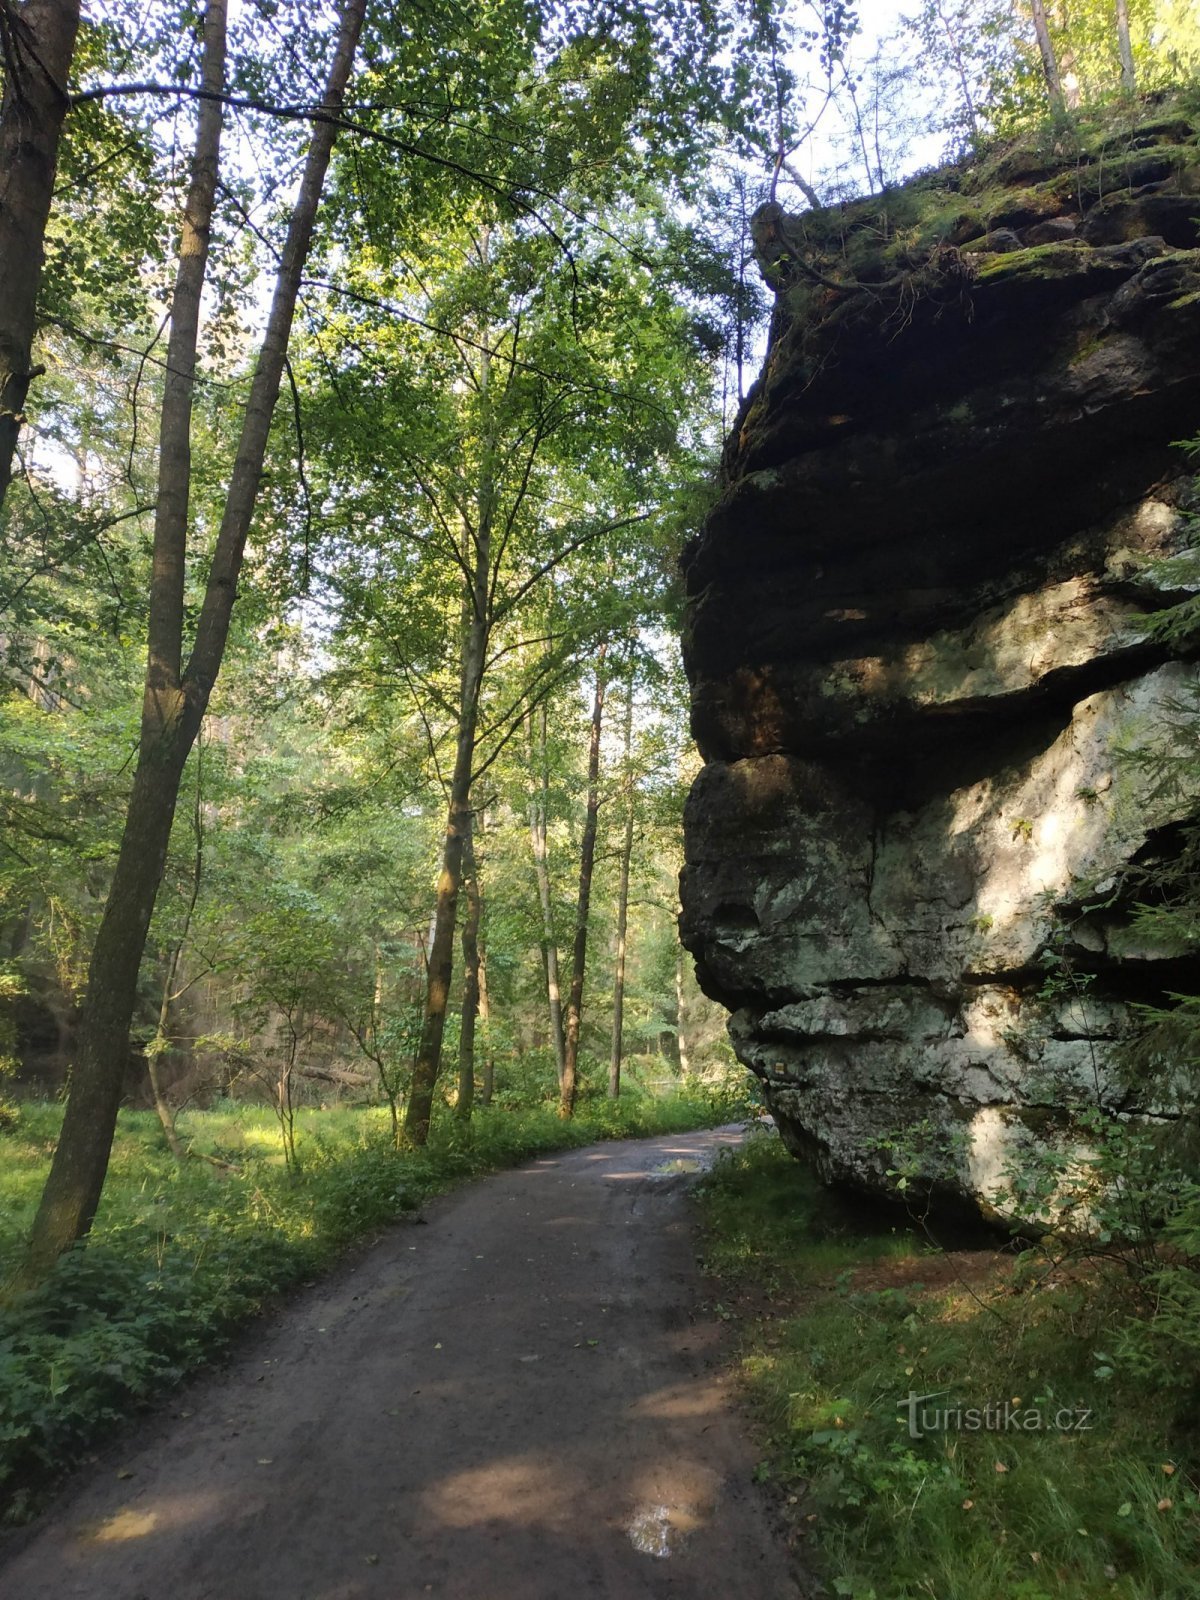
[627,1503,681,1558]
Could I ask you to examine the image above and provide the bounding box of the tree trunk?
[935,0,980,136]
[22,735,196,1271]
[608,682,634,1099]
[675,945,691,1076]
[404,591,486,1148]
[1030,0,1067,115]
[1115,0,1135,92]
[404,307,496,1146]
[20,0,365,1279]
[456,808,482,1121]
[147,730,207,1159]
[277,1017,299,1170]
[560,647,607,1118]
[146,1052,186,1159]
[0,0,82,509]
[528,703,566,1083]
[375,948,401,1146]
[478,944,494,1106]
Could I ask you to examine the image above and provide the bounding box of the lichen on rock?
[680,104,1200,1222]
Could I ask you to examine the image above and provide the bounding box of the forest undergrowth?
[697,1133,1200,1600]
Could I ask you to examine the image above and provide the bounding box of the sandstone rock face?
[680,112,1200,1217]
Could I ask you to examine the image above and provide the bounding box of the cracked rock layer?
[680,113,1200,1213]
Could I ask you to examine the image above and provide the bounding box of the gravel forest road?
[1,1124,802,1600]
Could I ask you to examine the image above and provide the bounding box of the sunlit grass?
[697,1135,1200,1600]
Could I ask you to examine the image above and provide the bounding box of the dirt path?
[1,1125,801,1600]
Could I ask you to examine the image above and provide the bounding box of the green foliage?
[697,1138,1200,1600]
[699,1128,922,1290]
[0,970,24,1132]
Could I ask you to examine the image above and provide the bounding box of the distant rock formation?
[680,107,1200,1217]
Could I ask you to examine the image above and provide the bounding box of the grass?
[0,1081,743,1524]
[773,92,1199,324]
[695,1132,1200,1600]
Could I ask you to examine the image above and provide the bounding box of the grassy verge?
[696,1131,1200,1600]
[0,1083,742,1523]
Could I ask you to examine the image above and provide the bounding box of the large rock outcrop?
[680,108,1200,1216]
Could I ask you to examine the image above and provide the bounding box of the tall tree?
[456,807,483,1121]
[529,702,567,1083]
[313,196,706,1141]
[560,645,606,1118]
[1115,0,1136,90]
[402,284,496,1146]
[608,676,635,1099]
[21,0,366,1277]
[477,940,494,1106]
[0,0,82,508]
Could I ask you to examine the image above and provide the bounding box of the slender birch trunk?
[0,0,82,509]
[560,646,607,1118]
[608,681,634,1099]
[528,703,566,1082]
[21,0,365,1278]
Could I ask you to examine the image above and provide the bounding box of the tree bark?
[934,0,980,136]
[404,591,486,1147]
[675,944,691,1076]
[560,646,607,1118]
[404,310,496,1146]
[477,943,494,1106]
[1115,0,1135,92]
[147,730,207,1159]
[608,681,634,1099]
[22,737,196,1273]
[20,0,365,1279]
[456,808,482,1121]
[528,703,566,1083]
[0,0,81,510]
[145,0,227,728]
[1030,0,1067,116]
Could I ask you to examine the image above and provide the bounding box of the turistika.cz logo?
[901,1390,1095,1440]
